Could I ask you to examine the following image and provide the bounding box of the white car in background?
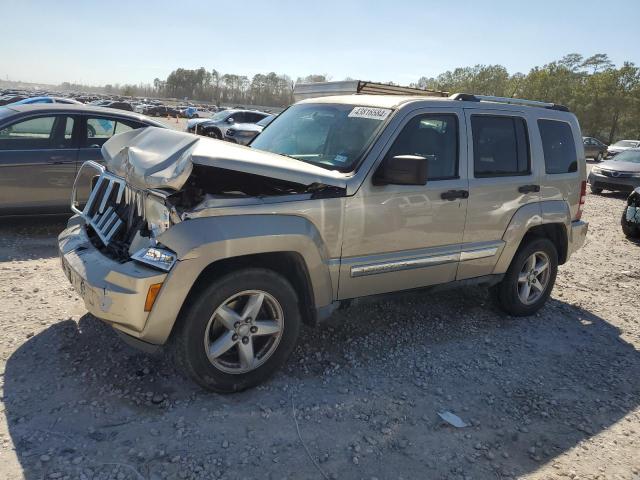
[607,139,640,158]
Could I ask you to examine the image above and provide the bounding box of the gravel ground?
[0,189,638,480]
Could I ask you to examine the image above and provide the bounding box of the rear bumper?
[567,219,588,258]
[58,216,167,338]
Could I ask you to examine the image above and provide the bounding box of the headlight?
[131,247,177,271]
[591,166,602,174]
[144,195,171,237]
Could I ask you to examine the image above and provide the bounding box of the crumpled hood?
[101,127,347,191]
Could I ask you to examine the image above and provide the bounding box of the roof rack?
[449,93,569,112]
[293,80,448,102]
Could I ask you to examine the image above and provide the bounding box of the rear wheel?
[493,237,558,316]
[171,269,301,393]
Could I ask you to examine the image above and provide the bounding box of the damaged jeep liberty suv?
[59,93,588,392]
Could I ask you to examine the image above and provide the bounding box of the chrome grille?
[81,171,145,246]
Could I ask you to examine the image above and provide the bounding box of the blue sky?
[3,0,639,86]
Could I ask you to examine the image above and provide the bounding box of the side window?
[472,115,530,177]
[87,118,116,141]
[538,119,578,174]
[85,118,141,147]
[114,121,134,135]
[0,116,56,150]
[387,113,459,180]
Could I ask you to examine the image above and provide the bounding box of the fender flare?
[141,214,335,344]
[492,201,571,274]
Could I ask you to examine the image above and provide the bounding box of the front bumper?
[588,172,640,192]
[58,216,167,338]
[568,219,588,258]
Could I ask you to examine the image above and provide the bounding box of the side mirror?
[227,117,234,123]
[373,155,428,186]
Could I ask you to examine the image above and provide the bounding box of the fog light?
[144,283,163,312]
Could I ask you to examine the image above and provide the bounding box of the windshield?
[613,140,640,148]
[250,103,391,171]
[210,111,231,122]
[612,150,640,164]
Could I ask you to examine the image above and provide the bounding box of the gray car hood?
[101,126,347,191]
[599,160,640,172]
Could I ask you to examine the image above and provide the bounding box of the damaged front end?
[71,126,347,266]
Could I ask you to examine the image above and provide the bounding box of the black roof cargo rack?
[449,93,570,112]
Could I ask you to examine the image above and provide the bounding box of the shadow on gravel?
[0,215,69,262]
[3,291,640,479]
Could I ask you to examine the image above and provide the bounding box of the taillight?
[576,180,586,220]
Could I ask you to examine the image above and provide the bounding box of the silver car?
[606,139,640,158]
[224,115,275,145]
[588,148,640,194]
[59,93,588,392]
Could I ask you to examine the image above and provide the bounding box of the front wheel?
[590,184,603,194]
[493,237,558,316]
[171,269,301,393]
[205,129,221,139]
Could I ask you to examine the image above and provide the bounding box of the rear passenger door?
[458,109,541,280]
[0,114,78,214]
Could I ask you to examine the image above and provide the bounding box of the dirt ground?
[0,187,638,480]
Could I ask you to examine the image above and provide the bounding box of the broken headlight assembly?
[144,194,171,237]
[131,246,177,271]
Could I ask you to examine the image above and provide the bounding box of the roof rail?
[449,93,569,112]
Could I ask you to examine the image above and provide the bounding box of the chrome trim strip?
[351,253,459,277]
[459,246,499,261]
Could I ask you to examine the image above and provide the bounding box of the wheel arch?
[493,201,571,273]
[140,214,336,344]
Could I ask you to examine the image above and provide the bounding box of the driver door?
[338,108,469,299]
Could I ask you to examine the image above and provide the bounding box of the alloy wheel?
[203,290,284,374]
[517,251,551,305]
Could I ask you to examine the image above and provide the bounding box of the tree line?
[413,53,640,143]
[61,53,639,143]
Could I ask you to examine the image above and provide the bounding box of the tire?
[493,237,558,316]
[205,129,221,139]
[621,208,640,239]
[171,268,301,393]
[596,152,603,162]
[590,184,603,194]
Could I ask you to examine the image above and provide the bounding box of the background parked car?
[100,101,133,111]
[621,187,640,238]
[224,114,275,145]
[8,96,82,105]
[588,148,640,194]
[0,104,165,215]
[606,139,640,158]
[187,109,270,139]
[583,136,608,161]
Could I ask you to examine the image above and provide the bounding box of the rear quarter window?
[538,119,578,174]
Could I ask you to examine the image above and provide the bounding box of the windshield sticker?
[348,106,391,121]
[334,154,349,164]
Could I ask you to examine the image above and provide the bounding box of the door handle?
[518,184,540,194]
[441,189,469,201]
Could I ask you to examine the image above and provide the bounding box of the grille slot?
[82,172,145,246]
